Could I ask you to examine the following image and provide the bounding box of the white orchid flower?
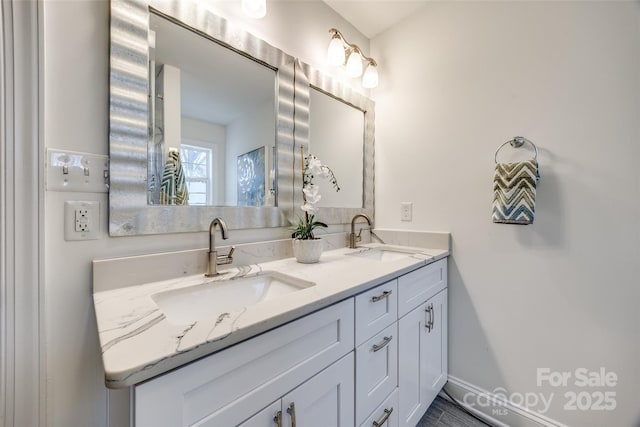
[307,157,324,176]
[303,184,322,205]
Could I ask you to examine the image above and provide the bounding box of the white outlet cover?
[400,202,413,221]
[64,201,100,241]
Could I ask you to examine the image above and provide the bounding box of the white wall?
[372,2,640,426]
[40,1,367,426]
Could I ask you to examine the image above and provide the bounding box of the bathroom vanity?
[93,242,448,427]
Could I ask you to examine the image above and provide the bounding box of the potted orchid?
[291,150,340,263]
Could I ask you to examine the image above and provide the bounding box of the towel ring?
[494,136,538,163]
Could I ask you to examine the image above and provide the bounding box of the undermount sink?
[152,271,315,325]
[346,247,417,262]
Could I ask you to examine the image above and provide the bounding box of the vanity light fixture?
[327,28,379,88]
[241,0,266,19]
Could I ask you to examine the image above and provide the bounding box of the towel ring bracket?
[494,136,538,163]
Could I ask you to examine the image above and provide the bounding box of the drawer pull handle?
[371,290,392,303]
[274,410,282,427]
[286,402,296,427]
[372,335,393,352]
[372,407,393,427]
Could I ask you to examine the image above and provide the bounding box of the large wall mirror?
[294,60,374,224]
[109,0,374,236]
[109,0,294,235]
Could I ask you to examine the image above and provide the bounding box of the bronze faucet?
[349,213,372,249]
[205,218,235,277]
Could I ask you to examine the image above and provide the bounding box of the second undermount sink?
[346,246,418,262]
[151,271,315,325]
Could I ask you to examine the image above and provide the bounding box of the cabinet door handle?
[371,290,392,303]
[286,402,296,427]
[372,407,393,427]
[372,335,393,352]
[430,304,435,330]
[425,305,432,332]
[274,410,282,427]
[424,304,434,332]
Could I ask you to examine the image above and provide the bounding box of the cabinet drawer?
[359,388,399,427]
[135,299,355,427]
[355,279,398,345]
[356,323,398,424]
[398,258,447,318]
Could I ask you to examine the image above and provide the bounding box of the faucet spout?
[349,213,372,249]
[205,218,234,277]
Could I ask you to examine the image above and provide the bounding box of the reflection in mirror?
[109,0,295,236]
[148,12,276,207]
[309,88,364,208]
[294,59,374,225]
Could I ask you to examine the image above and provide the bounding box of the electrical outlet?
[65,201,99,241]
[400,202,413,221]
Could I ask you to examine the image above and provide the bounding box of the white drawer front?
[135,298,355,427]
[355,279,398,346]
[356,323,398,424]
[359,388,399,427]
[398,258,447,318]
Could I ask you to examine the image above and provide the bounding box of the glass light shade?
[345,51,363,78]
[362,63,379,88]
[241,0,266,19]
[327,37,345,66]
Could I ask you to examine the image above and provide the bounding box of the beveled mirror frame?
[293,59,375,224]
[109,0,295,235]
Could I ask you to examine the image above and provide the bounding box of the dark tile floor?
[417,396,491,427]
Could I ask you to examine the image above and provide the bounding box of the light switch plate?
[47,149,109,193]
[64,201,100,241]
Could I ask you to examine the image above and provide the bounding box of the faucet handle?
[227,246,235,258]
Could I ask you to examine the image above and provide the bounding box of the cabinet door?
[398,301,428,427]
[398,290,448,427]
[283,353,355,427]
[240,401,282,427]
[423,289,447,408]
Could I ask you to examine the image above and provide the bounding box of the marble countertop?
[93,243,449,388]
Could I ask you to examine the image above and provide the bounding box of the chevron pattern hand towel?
[159,150,189,205]
[492,160,539,224]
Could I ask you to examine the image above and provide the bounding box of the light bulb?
[345,51,363,78]
[327,37,345,66]
[241,0,266,19]
[362,63,378,88]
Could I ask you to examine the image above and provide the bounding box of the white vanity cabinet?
[397,259,448,427]
[133,257,448,427]
[134,299,354,427]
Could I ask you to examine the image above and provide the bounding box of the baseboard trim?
[443,375,568,427]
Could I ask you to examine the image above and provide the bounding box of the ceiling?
[322,0,431,39]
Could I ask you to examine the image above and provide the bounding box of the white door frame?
[1,0,44,426]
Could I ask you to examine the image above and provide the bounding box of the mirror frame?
[109,0,295,236]
[294,59,375,224]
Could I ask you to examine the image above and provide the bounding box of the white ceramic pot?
[292,238,323,264]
